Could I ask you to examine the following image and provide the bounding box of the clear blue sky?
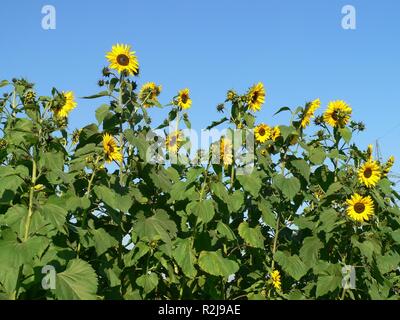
[1,0,399,177]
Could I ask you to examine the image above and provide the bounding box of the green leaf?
[198,250,239,277]
[216,222,236,241]
[95,104,110,124]
[391,229,400,244]
[191,200,215,224]
[299,236,323,268]
[93,185,133,212]
[0,80,9,88]
[237,173,262,198]
[205,117,228,130]
[291,159,310,182]
[0,237,49,268]
[279,125,296,140]
[318,209,339,234]
[339,127,352,144]
[91,228,118,256]
[273,106,291,116]
[376,252,400,274]
[136,273,159,294]
[132,210,177,244]
[0,266,19,299]
[227,190,244,212]
[309,147,326,165]
[173,238,197,278]
[238,222,265,249]
[273,174,301,200]
[325,182,343,197]
[258,199,276,228]
[55,259,98,300]
[274,251,308,281]
[316,275,342,297]
[82,91,109,99]
[211,182,229,202]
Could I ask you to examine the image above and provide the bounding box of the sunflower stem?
[24,150,37,241]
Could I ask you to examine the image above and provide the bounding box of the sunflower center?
[364,167,373,178]
[354,202,365,214]
[259,128,266,136]
[117,54,130,66]
[180,93,188,104]
[108,143,114,153]
[332,111,339,121]
[251,92,259,104]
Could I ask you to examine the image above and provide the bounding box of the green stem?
[81,167,97,228]
[24,153,37,241]
[271,217,280,271]
[118,79,124,178]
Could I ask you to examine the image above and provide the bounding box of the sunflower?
[220,137,233,166]
[358,160,381,188]
[175,88,192,110]
[300,98,320,128]
[247,82,266,112]
[346,193,374,222]
[254,124,271,143]
[166,131,184,153]
[106,44,139,75]
[103,133,123,163]
[323,100,352,128]
[139,82,162,108]
[270,270,281,291]
[271,126,281,142]
[53,91,77,119]
[383,156,395,176]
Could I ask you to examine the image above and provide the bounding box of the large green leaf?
[198,250,239,277]
[238,222,265,249]
[316,275,342,298]
[0,236,49,268]
[258,199,276,228]
[93,185,133,212]
[309,147,326,165]
[95,104,110,124]
[191,200,215,224]
[172,238,197,278]
[132,210,177,244]
[55,259,98,300]
[39,196,68,230]
[291,159,310,182]
[274,251,308,281]
[136,273,159,294]
[273,174,301,200]
[237,174,262,198]
[299,236,323,268]
[91,227,118,256]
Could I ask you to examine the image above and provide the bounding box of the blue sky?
[1,0,399,177]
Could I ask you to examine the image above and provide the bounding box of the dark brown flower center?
[332,111,339,121]
[354,202,365,214]
[108,143,114,153]
[180,93,188,104]
[117,54,130,66]
[259,128,266,136]
[364,167,372,178]
[251,92,259,104]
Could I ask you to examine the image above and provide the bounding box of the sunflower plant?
[0,45,399,301]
